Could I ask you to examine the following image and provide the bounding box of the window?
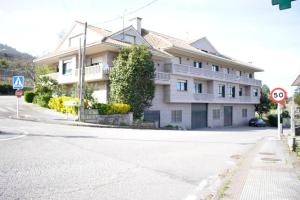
[176,80,187,91]
[213,109,221,120]
[242,109,247,118]
[239,88,243,96]
[171,110,182,123]
[226,68,230,74]
[124,34,136,44]
[193,61,202,68]
[249,73,253,79]
[178,57,182,64]
[229,85,236,98]
[62,61,72,75]
[193,83,202,94]
[253,88,259,97]
[218,85,225,97]
[212,65,219,72]
[239,71,242,76]
[91,57,102,66]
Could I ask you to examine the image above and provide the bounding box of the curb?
[8,115,129,129]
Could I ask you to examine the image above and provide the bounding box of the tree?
[295,93,300,105]
[255,84,272,118]
[109,45,155,119]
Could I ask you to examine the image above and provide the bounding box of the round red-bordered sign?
[15,89,23,98]
[270,87,287,104]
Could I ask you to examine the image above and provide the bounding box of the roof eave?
[164,46,264,72]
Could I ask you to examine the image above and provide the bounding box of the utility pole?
[79,22,87,122]
[78,38,82,100]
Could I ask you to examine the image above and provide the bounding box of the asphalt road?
[0,96,275,200]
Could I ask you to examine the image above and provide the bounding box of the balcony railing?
[47,65,110,84]
[172,64,262,86]
[192,93,260,103]
[155,72,170,84]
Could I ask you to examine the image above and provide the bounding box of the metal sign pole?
[16,96,19,119]
[277,103,281,139]
[291,96,295,137]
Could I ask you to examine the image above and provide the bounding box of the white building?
[34,18,263,129]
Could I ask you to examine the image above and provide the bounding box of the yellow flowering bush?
[48,96,87,115]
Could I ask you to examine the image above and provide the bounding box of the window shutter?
[232,87,235,98]
[222,85,225,97]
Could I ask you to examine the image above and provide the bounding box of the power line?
[92,0,158,26]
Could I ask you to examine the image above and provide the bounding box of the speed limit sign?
[270,88,287,104]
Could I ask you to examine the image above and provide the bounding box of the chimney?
[130,17,142,35]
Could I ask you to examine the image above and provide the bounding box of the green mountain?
[0,43,34,69]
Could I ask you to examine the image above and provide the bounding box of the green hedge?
[92,103,131,115]
[0,84,14,95]
[24,90,36,103]
[33,93,52,108]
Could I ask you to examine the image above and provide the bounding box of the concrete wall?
[86,81,108,103]
[149,85,192,129]
[84,109,133,125]
[207,104,255,128]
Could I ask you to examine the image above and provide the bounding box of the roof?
[292,74,300,86]
[36,20,264,72]
[142,29,263,72]
[74,21,111,36]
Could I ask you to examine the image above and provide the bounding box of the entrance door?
[224,106,233,126]
[192,104,208,129]
[143,111,160,127]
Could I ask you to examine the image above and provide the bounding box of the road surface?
[0,96,275,200]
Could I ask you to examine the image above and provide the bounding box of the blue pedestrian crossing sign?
[12,76,25,89]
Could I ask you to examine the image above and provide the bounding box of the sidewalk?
[222,136,300,200]
[10,98,122,128]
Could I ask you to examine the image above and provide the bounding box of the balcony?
[47,65,110,84]
[193,94,260,104]
[172,64,261,86]
[154,72,170,85]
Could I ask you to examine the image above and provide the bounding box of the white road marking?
[0,130,28,142]
[0,107,7,112]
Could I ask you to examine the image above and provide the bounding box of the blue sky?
[0,0,299,95]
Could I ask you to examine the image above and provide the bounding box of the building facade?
[34,18,263,129]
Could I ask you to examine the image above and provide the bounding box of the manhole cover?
[259,152,275,156]
[261,157,281,162]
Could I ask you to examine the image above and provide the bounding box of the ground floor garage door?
[192,104,208,129]
[143,111,160,127]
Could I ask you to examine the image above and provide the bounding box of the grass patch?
[217,179,231,199]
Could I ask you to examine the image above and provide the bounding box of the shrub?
[33,93,52,108]
[92,103,112,115]
[0,84,14,95]
[111,104,131,114]
[92,102,130,115]
[48,96,79,115]
[268,114,278,127]
[24,90,35,103]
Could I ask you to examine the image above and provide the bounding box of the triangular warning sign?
[14,77,23,88]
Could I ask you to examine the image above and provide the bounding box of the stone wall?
[84,109,133,125]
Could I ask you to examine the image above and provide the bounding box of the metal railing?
[172,64,262,86]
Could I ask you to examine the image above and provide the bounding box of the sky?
[0,0,299,95]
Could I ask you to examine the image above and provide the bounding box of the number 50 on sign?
[270,88,287,104]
